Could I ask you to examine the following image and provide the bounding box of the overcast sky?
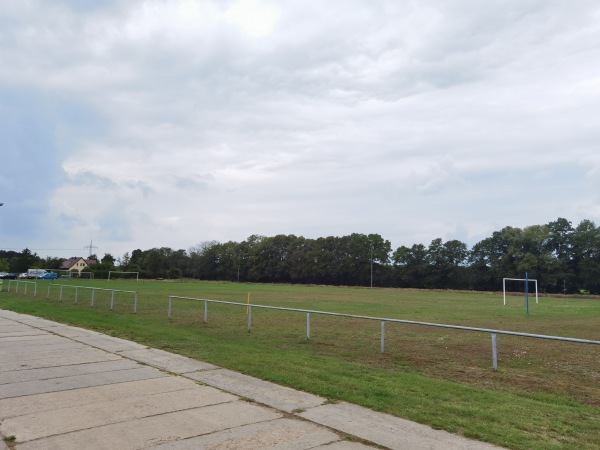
[1,0,600,260]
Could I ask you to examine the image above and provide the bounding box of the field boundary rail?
[5,280,38,297]
[48,283,138,313]
[168,295,600,371]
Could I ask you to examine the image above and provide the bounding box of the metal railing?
[6,280,37,297]
[167,296,600,371]
[48,284,138,313]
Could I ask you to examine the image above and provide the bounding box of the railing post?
[491,333,498,371]
[381,321,385,353]
[307,313,311,340]
[168,296,172,319]
[110,291,115,310]
[24,283,28,295]
[204,300,208,323]
[59,285,63,302]
[75,287,79,304]
[91,288,95,306]
[247,306,252,333]
[134,292,138,314]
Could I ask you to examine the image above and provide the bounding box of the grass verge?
[1,280,599,449]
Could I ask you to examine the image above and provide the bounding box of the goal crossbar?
[503,277,538,305]
[108,271,139,282]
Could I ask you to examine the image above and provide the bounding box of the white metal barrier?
[47,284,138,313]
[6,280,37,297]
[167,295,600,371]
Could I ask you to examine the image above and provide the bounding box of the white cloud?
[1,0,600,257]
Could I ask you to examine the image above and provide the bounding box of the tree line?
[2,218,599,294]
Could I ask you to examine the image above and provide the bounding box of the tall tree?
[571,220,600,293]
[393,243,428,288]
[10,248,40,273]
[144,248,166,278]
[546,218,574,293]
[101,253,116,266]
[188,241,220,279]
[426,238,468,289]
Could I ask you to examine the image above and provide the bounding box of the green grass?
[1,280,599,449]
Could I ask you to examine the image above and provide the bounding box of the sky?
[1,0,600,260]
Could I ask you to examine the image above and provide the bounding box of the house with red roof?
[60,257,97,274]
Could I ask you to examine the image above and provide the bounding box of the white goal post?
[77,271,94,279]
[503,277,538,305]
[108,271,139,282]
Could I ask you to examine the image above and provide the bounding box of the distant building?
[60,257,97,274]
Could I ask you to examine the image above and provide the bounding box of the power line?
[0,248,84,251]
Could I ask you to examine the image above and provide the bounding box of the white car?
[18,273,28,279]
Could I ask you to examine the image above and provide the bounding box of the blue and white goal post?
[503,277,538,305]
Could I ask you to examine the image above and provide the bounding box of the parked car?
[38,272,58,280]
[0,272,17,279]
[18,273,28,279]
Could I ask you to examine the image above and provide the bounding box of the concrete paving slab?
[0,330,47,338]
[299,402,502,450]
[0,359,141,385]
[70,334,148,352]
[0,351,122,373]
[0,344,98,363]
[0,340,83,355]
[44,325,104,338]
[16,400,282,450]
[312,442,376,450]
[0,310,503,450]
[0,376,203,418]
[187,368,326,413]
[0,366,166,399]
[119,348,217,373]
[0,324,42,333]
[0,311,24,319]
[8,317,66,329]
[2,385,237,441]
[0,326,28,332]
[0,334,54,345]
[148,417,341,449]
[0,324,34,332]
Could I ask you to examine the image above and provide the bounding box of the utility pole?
[84,240,98,258]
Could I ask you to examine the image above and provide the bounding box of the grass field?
[1,279,599,449]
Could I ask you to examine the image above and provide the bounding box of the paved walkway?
[0,310,502,449]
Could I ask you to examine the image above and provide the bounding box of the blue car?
[38,272,58,279]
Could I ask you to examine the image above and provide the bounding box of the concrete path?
[0,310,502,449]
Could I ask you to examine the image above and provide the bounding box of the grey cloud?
[1,0,599,257]
[174,174,214,190]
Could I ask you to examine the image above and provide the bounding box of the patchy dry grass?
[1,280,599,449]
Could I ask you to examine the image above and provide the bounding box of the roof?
[60,257,98,270]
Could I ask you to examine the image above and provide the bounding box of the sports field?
[1,280,599,449]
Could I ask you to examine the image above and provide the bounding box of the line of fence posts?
[167,295,600,372]
[5,280,37,297]
[46,284,138,313]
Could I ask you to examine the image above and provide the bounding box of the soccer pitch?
[1,280,599,449]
